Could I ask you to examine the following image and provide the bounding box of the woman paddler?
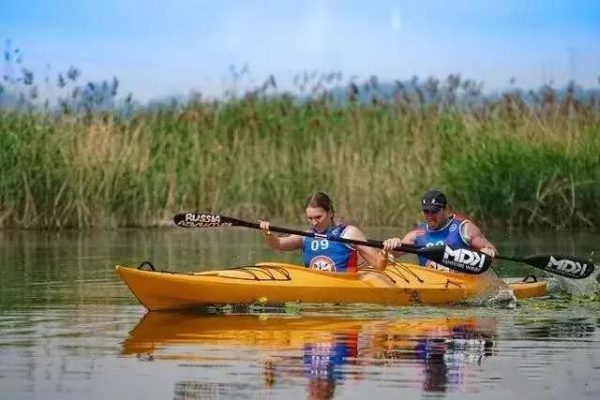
[259,192,387,272]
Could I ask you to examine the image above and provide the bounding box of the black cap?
[421,189,447,211]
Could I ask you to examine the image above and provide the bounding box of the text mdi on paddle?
[174,212,595,279]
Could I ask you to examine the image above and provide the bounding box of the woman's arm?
[341,226,385,270]
[260,220,304,251]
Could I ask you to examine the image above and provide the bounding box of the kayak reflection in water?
[120,313,497,397]
[259,191,388,272]
[260,329,358,399]
[266,318,497,396]
[303,332,358,399]
[414,324,496,392]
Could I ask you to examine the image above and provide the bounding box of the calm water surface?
[0,228,599,399]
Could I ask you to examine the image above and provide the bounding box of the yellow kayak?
[116,262,547,311]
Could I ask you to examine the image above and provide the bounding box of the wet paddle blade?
[174,213,242,228]
[415,245,492,275]
[520,254,595,279]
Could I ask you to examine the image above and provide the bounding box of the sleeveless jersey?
[302,224,358,273]
[414,214,470,269]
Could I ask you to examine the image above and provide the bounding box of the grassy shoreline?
[1,88,599,230]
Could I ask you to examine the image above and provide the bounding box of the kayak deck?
[116,262,547,311]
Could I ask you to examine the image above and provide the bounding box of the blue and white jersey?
[302,224,358,273]
[414,214,470,269]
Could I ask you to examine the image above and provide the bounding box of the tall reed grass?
[1,72,599,229]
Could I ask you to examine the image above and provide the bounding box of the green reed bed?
[0,86,599,229]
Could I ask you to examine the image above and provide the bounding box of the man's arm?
[462,221,498,257]
[381,229,419,255]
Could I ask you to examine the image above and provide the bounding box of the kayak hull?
[116,262,547,311]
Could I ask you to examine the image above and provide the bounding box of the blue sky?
[2,0,599,101]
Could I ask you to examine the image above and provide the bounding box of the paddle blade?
[415,245,492,275]
[522,254,595,279]
[174,213,237,228]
